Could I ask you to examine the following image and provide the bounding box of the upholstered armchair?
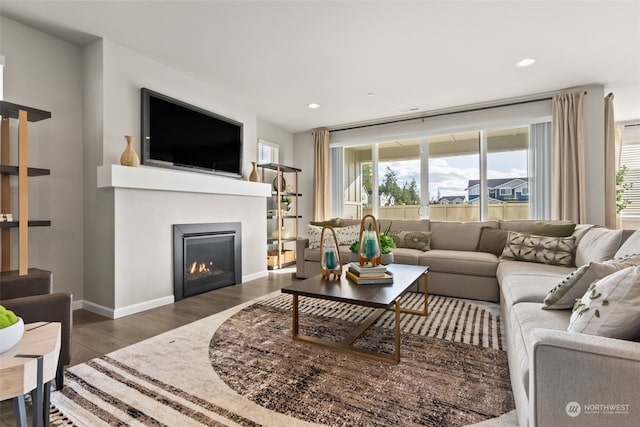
[0,269,72,390]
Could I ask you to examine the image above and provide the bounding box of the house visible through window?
[258,139,279,164]
[336,124,544,222]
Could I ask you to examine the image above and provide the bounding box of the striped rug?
[51,291,514,426]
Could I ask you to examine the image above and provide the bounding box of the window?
[258,139,279,164]
[619,124,640,219]
[0,55,4,101]
[334,125,540,222]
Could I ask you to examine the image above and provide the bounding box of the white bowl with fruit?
[0,305,24,353]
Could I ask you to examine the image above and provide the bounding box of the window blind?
[620,142,640,216]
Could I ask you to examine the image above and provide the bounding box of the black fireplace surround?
[173,222,241,301]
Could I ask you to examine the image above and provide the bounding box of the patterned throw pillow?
[500,231,576,267]
[543,254,640,309]
[307,224,360,249]
[568,265,640,339]
[389,231,432,251]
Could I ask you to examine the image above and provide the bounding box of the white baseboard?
[243,270,268,282]
[78,295,175,319]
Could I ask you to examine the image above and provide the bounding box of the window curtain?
[604,93,622,229]
[552,92,586,223]
[330,147,344,219]
[312,128,331,221]
[529,122,552,220]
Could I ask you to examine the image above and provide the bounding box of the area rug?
[51,291,516,426]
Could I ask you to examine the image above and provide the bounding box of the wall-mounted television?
[141,88,243,178]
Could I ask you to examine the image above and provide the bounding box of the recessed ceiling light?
[398,107,420,113]
[516,58,536,67]
[367,92,375,97]
[307,103,320,109]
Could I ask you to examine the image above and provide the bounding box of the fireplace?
[173,222,241,301]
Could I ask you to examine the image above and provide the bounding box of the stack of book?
[345,262,393,285]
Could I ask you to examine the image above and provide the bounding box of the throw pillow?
[500,231,576,267]
[532,221,576,237]
[574,227,624,267]
[306,224,322,249]
[309,218,342,227]
[543,254,640,309]
[568,265,640,339]
[475,227,509,256]
[389,231,432,251]
[614,229,640,259]
[334,225,360,246]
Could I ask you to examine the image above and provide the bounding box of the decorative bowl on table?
[0,317,24,353]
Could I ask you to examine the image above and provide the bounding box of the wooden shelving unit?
[258,163,301,270]
[0,101,52,275]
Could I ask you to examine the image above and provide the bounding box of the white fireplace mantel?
[97,164,272,197]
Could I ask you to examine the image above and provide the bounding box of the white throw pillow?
[574,227,623,267]
[307,224,360,249]
[306,225,322,249]
[568,265,640,339]
[544,254,640,309]
[614,230,640,259]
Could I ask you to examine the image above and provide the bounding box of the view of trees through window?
[341,126,533,221]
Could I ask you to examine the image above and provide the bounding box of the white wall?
[81,39,273,317]
[0,17,84,300]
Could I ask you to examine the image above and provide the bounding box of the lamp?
[358,214,382,267]
[320,226,342,280]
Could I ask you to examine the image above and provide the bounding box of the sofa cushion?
[309,218,342,227]
[614,229,640,258]
[501,231,576,267]
[532,221,576,237]
[419,249,498,277]
[387,219,430,233]
[501,274,560,306]
[499,219,537,233]
[496,260,574,283]
[388,247,422,265]
[569,266,640,339]
[304,245,352,262]
[574,227,624,267]
[509,303,571,395]
[430,221,498,251]
[543,254,640,310]
[476,227,508,256]
[389,230,432,251]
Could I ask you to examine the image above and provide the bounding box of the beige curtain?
[604,93,623,228]
[312,128,330,221]
[552,92,586,223]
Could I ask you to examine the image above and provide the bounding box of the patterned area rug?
[50,291,515,426]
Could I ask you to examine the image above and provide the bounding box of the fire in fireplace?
[173,222,241,301]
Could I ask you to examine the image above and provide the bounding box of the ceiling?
[1,1,639,133]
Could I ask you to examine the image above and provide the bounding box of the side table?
[0,322,61,427]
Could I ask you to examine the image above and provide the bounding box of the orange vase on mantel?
[249,161,260,182]
[120,135,140,167]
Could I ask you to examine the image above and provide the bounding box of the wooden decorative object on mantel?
[358,214,382,267]
[320,226,342,280]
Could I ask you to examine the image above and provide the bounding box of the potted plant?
[280,196,291,212]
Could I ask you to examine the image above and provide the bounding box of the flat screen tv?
[141,88,243,178]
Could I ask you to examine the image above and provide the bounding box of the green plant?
[349,222,396,255]
[280,196,291,205]
[616,165,633,214]
[0,305,18,329]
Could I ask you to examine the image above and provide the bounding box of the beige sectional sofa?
[296,218,640,426]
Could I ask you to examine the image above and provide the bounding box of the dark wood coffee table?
[281,263,429,364]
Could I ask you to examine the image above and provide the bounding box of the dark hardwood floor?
[0,268,297,426]
[71,267,297,366]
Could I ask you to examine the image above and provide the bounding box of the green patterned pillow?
[389,231,432,251]
[500,231,576,267]
[544,254,640,309]
[569,265,640,338]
